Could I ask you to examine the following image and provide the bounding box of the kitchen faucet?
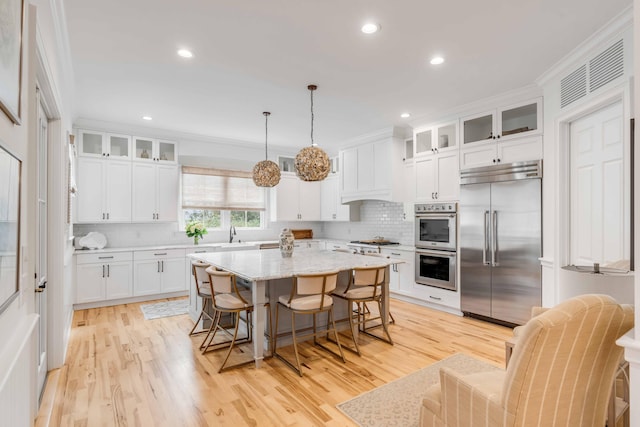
[229,225,236,243]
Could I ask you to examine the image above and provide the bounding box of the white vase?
[279,228,294,258]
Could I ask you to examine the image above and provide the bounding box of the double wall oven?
[415,203,457,291]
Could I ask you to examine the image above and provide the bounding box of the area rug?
[140,300,189,320]
[336,353,501,427]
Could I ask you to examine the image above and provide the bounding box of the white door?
[156,164,179,222]
[570,101,626,265]
[160,258,186,292]
[76,157,105,222]
[415,157,436,201]
[298,181,321,221]
[105,262,133,300]
[105,159,132,222]
[132,163,157,221]
[436,152,459,201]
[35,100,48,399]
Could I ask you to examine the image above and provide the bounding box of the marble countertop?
[73,239,415,255]
[189,248,402,281]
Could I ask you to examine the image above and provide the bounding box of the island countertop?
[188,247,400,281]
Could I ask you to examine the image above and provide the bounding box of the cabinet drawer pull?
[429,295,442,301]
[157,261,160,273]
[391,252,401,256]
[195,250,206,253]
[98,256,114,259]
[154,253,167,256]
[102,265,105,278]
[107,264,110,277]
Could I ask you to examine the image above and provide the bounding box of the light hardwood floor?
[37,297,512,427]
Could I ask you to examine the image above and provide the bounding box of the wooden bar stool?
[273,270,346,376]
[188,260,214,337]
[332,266,393,355]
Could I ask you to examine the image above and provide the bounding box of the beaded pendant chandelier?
[295,84,330,182]
[252,112,281,187]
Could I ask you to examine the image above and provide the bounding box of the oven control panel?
[415,203,457,213]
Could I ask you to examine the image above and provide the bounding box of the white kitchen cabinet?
[459,135,542,170]
[339,129,406,203]
[320,175,360,221]
[415,151,459,202]
[414,121,458,157]
[132,163,179,222]
[133,249,186,296]
[412,283,461,310]
[76,252,133,303]
[380,248,415,294]
[403,163,416,222]
[76,157,132,223]
[269,175,321,221]
[461,98,542,146]
[78,130,132,159]
[133,136,177,163]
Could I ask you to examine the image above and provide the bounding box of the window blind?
[182,166,265,211]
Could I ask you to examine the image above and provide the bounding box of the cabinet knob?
[492,159,496,163]
[107,153,110,157]
[497,158,501,163]
[496,135,501,139]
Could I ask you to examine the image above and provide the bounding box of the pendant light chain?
[310,88,314,147]
[264,111,269,159]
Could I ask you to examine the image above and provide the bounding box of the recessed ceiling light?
[142,116,153,121]
[177,49,193,58]
[401,113,411,118]
[361,23,380,34]
[430,56,445,65]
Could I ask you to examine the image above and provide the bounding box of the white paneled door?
[570,101,626,266]
[36,96,48,400]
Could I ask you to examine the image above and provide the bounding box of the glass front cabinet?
[133,137,177,163]
[78,130,131,159]
[414,121,458,157]
[461,98,542,146]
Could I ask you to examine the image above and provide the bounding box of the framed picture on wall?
[0,0,25,125]
[0,142,21,315]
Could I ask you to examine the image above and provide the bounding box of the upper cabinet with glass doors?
[461,98,542,146]
[413,121,458,157]
[133,137,177,163]
[78,130,132,159]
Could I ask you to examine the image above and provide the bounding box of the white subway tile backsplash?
[73,201,413,248]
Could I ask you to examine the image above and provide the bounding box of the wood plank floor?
[39,297,513,427]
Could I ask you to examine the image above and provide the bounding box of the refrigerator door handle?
[483,210,490,265]
[492,210,498,266]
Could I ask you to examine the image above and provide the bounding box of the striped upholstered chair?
[420,294,633,427]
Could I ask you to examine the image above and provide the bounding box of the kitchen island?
[188,248,400,367]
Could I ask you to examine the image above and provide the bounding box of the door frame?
[34,30,66,410]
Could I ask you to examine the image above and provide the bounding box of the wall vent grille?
[560,65,587,108]
[589,39,624,93]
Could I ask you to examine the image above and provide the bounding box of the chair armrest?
[531,306,549,317]
[437,367,506,427]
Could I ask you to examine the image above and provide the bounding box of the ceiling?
[64,0,631,153]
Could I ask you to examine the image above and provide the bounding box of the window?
[182,166,265,229]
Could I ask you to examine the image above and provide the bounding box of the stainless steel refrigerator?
[459,160,542,325]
